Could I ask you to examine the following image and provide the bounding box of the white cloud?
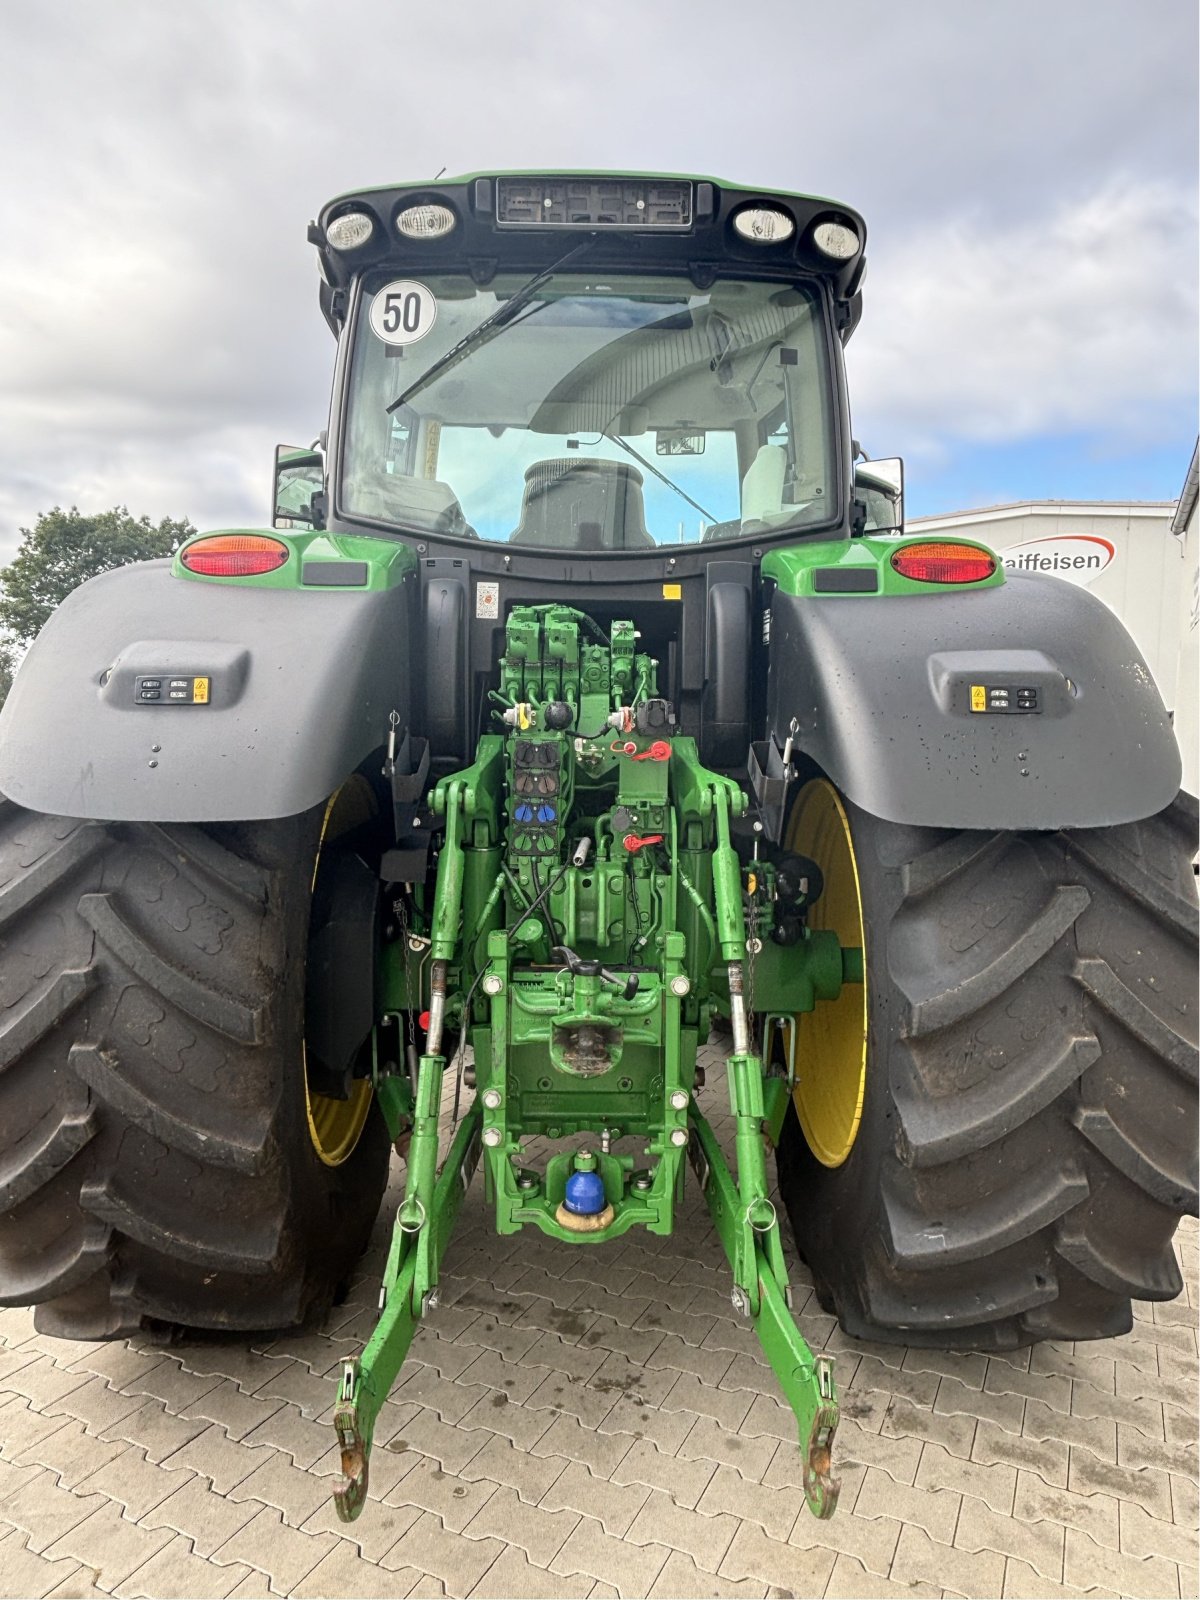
[847,178,1197,455]
[0,0,1195,562]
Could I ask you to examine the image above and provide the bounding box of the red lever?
[622,833,664,853]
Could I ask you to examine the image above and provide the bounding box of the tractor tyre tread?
[777,789,1198,1349]
[0,798,389,1339]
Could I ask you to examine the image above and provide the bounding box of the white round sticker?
[369,280,438,346]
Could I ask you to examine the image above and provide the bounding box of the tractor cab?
[290,174,867,566]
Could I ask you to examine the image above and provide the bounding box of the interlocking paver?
[530,1412,634,1476]
[45,1500,174,1591]
[381,1510,502,1594]
[455,1432,567,1505]
[115,1356,222,1413]
[891,1523,1005,1598]
[250,1360,339,1420]
[1169,1473,1198,1530]
[645,1549,768,1598]
[880,1393,976,1460]
[1117,1501,1198,1570]
[76,1444,194,1521]
[852,1355,941,1410]
[4,1360,91,1412]
[719,1519,836,1592]
[243,1402,338,1470]
[955,1494,1066,1582]
[917,1440,1017,1513]
[693,1462,798,1542]
[226,1453,334,1529]
[575,1316,665,1367]
[1063,1526,1182,1598]
[45,1377,149,1438]
[120,1532,253,1599]
[1071,1381,1167,1442]
[0,1399,72,1462]
[0,1472,108,1555]
[213,1507,339,1592]
[1116,1426,1198,1482]
[937,1374,1024,1435]
[1014,1467,1119,1549]
[1001,1554,1119,1598]
[464,1483,578,1566]
[385,1453,497,1533]
[160,1425,274,1495]
[974,1416,1069,1489]
[855,1465,960,1544]
[379,1411,489,1477]
[789,1506,904,1580]
[0,1526,84,1600]
[549,1514,670,1596]
[304,1493,421,1563]
[139,1476,262,1557]
[676,1414,777,1482]
[825,1551,941,1597]
[99,1397,208,1463]
[612,1437,716,1510]
[542,1459,651,1537]
[469,1544,592,1599]
[289,1543,422,1598]
[15,1418,125,1491]
[660,1371,751,1433]
[596,1395,700,1456]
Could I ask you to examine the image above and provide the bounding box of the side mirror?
[853,456,904,535]
[273,444,325,529]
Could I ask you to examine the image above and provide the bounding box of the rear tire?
[0,798,390,1339]
[776,781,1198,1349]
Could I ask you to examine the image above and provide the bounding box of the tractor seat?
[509,459,655,550]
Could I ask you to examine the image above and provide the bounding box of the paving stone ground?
[2,1042,1196,1599]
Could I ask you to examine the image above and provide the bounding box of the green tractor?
[1,174,1194,1524]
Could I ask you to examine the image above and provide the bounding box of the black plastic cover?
[767,570,1181,829]
[0,560,414,822]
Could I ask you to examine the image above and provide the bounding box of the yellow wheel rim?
[784,778,867,1168]
[305,777,376,1167]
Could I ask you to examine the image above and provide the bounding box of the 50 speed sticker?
[369,281,437,346]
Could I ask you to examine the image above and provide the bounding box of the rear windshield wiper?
[386,237,595,415]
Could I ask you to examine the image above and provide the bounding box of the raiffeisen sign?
[999,533,1115,585]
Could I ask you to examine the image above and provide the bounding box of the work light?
[325,211,375,251]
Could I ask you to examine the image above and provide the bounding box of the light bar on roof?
[495,177,693,229]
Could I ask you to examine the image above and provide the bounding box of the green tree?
[0,638,14,709]
[0,505,194,648]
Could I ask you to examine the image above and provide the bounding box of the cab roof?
[310,170,867,340]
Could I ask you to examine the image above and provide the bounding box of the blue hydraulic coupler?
[564,1169,606,1215]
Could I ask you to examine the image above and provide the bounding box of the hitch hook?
[332,1359,370,1523]
[803,1354,840,1519]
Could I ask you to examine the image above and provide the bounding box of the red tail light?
[891,542,996,584]
[181,534,289,577]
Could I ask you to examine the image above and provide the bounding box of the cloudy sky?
[0,0,1195,560]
